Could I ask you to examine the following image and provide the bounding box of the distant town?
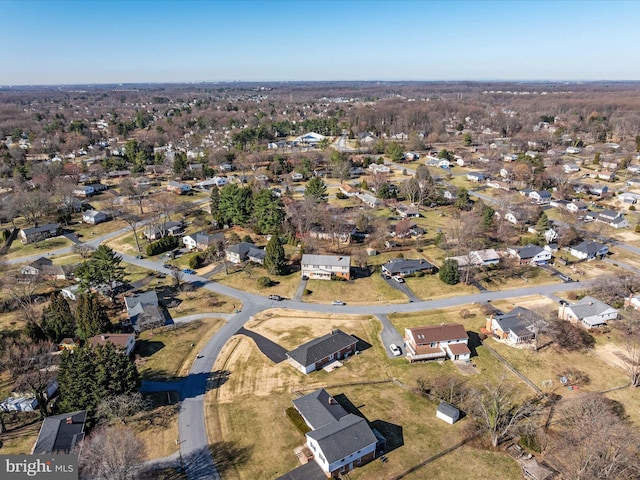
[0,81,639,480]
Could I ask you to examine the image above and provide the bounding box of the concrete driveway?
[381,275,420,302]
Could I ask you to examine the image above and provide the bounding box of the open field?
[213,266,303,300]
[478,266,561,290]
[137,318,225,381]
[205,311,522,480]
[302,275,407,304]
[0,412,41,455]
[69,219,127,238]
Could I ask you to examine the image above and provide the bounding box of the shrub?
[256,276,273,288]
[303,288,312,296]
[146,235,180,256]
[630,205,636,211]
[330,274,347,281]
[286,407,311,434]
[188,254,204,269]
[336,192,348,200]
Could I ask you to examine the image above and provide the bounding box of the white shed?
[436,402,460,425]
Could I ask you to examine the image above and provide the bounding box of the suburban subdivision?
[1,79,640,480]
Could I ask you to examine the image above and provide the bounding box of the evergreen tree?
[439,259,460,285]
[454,187,471,210]
[40,292,75,342]
[76,292,111,341]
[58,343,139,415]
[218,183,253,226]
[304,176,328,203]
[75,245,126,303]
[482,205,495,230]
[264,235,286,275]
[536,212,550,231]
[173,151,187,175]
[252,189,285,235]
[210,186,221,225]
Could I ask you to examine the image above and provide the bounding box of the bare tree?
[120,209,142,253]
[16,189,51,226]
[1,267,45,324]
[0,339,58,416]
[621,337,640,387]
[72,243,96,259]
[119,178,147,215]
[469,376,541,447]
[77,424,146,480]
[552,393,640,480]
[96,393,147,423]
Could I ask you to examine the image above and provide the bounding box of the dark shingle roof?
[32,410,87,454]
[494,306,539,338]
[306,414,377,464]
[382,258,434,274]
[515,244,544,259]
[437,401,460,419]
[571,241,607,256]
[286,330,357,368]
[292,388,348,430]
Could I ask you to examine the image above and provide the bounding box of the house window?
[356,457,362,465]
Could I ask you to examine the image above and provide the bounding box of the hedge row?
[146,235,180,256]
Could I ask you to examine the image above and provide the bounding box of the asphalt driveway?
[237,327,288,363]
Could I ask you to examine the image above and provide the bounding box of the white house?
[594,209,629,229]
[82,210,109,225]
[559,296,618,329]
[301,254,350,280]
[507,244,552,265]
[529,190,551,204]
[568,241,608,260]
[404,323,470,362]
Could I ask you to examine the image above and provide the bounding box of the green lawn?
[6,236,73,259]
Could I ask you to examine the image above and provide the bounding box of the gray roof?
[306,414,377,464]
[571,241,607,256]
[287,329,357,368]
[494,306,540,338]
[292,388,348,430]
[227,242,259,257]
[32,410,87,454]
[301,254,351,268]
[21,223,60,235]
[515,243,544,259]
[437,401,460,419]
[567,296,616,323]
[382,258,434,274]
[124,290,159,311]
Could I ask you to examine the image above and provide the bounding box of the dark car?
[268,295,283,301]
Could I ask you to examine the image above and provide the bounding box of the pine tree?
[264,235,286,275]
[210,186,221,225]
[40,292,75,342]
[439,259,460,285]
[76,245,126,303]
[76,292,111,341]
[304,176,328,203]
[252,189,285,235]
[58,343,139,415]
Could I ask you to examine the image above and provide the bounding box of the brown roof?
[414,345,444,356]
[406,323,468,345]
[88,334,133,350]
[447,343,471,355]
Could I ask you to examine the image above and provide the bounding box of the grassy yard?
[6,236,73,259]
[302,275,407,304]
[477,266,561,291]
[0,412,42,455]
[136,318,225,381]
[68,219,127,239]
[213,266,304,300]
[205,311,522,480]
[168,286,237,315]
[131,391,181,460]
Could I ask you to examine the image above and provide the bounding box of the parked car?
[268,294,283,301]
[393,276,404,283]
[331,300,345,306]
[182,269,196,275]
[389,344,402,356]
[135,255,144,259]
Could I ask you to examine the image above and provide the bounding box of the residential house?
[367,164,390,174]
[88,333,136,356]
[20,223,61,244]
[0,396,39,412]
[291,172,304,181]
[357,193,382,208]
[618,192,640,204]
[594,209,629,229]
[589,185,609,196]
[396,203,420,218]
[301,254,351,280]
[225,242,265,264]
[143,221,184,241]
[32,410,87,454]
[563,164,580,173]
[72,185,95,197]
[286,329,358,374]
[381,258,435,277]
[565,146,581,154]
[166,180,191,195]
[61,284,81,302]
[529,190,552,204]
[486,306,541,344]
[183,230,224,251]
[507,244,552,265]
[466,172,486,182]
[292,388,377,477]
[446,248,501,269]
[566,201,588,214]
[295,132,326,146]
[595,171,615,181]
[309,226,354,244]
[20,257,67,280]
[124,290,168,333]
[568,241,608,260]
[404,323,470,363]
[339,183,359,197]
[436,402,460,425]
[82,210,110,225]
[58,338,80,351]
[550,199,570,210]
[504,212,520,225]
[559,296,618,328]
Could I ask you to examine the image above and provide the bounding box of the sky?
[1,0,639,85]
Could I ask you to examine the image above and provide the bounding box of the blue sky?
[2,0,638,85]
